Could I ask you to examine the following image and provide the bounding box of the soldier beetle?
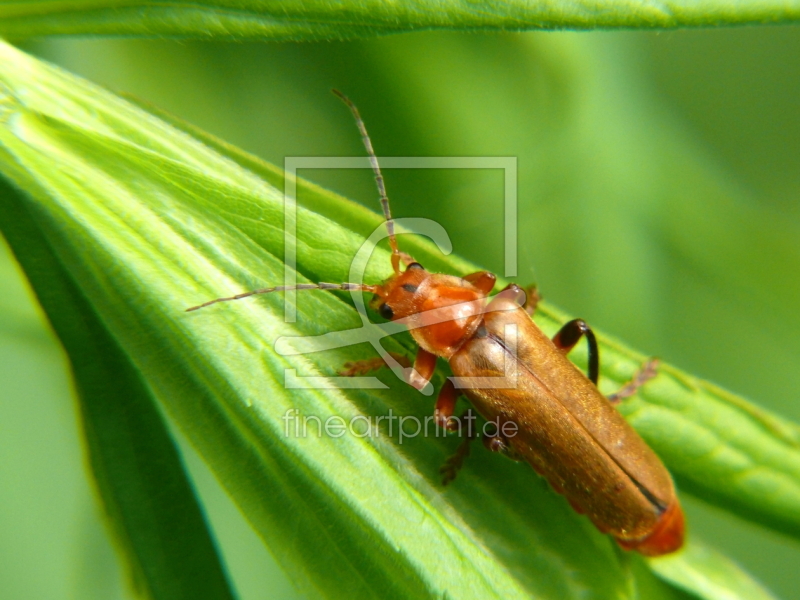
[187,90,685,557]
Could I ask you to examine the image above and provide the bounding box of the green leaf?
[0,39,791,599]
[1,0,800,40]
[649,541,778,600]
[0,180,236,600]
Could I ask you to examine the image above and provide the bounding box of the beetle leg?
[497,282,527,307]
[482,426,522,461]
[551,319,599,385]
[339,351,410,376]
[506,283,542,316]
[495,283,541,315]
[440,434,473,485]
[522,285,541,316]
[434,377,461,430]
[340,347,436,391]
[463,270,498,294]
[439,408,479,485]
[407,347,437,391]
[608,359,660,404]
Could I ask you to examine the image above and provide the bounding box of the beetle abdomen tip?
[616,499,685,557]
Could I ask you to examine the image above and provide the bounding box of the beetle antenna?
[185,282,379,312]
[332,89,401,275]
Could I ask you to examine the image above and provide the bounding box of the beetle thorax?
[401,275,486,359]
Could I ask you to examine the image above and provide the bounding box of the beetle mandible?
[187,90,685,557]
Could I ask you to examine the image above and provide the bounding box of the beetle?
[187,90,685,557]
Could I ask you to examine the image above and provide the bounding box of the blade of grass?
[0,179,236,600]
[649,541,778,600]
[1,0,800,40]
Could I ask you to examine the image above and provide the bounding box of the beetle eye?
[407,262,424,270]
[378,303,394,320]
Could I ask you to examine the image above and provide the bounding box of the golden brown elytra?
[187,90,685,557]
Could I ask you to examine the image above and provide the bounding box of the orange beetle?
[188,91,684,556]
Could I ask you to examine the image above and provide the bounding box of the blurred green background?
[1,26,799,599]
